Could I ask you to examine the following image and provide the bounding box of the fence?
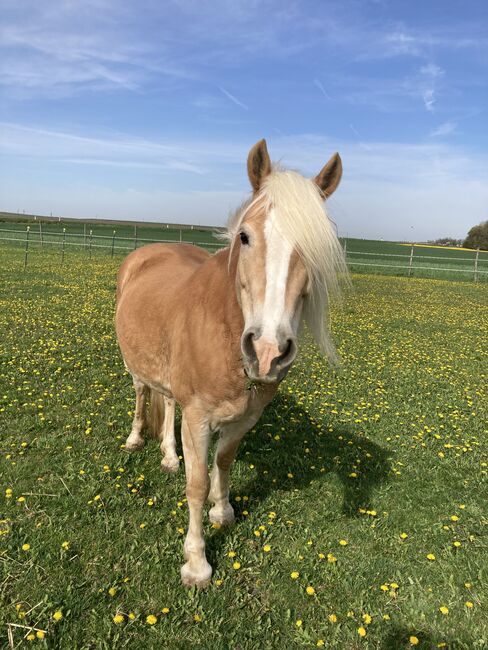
[1,224,487,283]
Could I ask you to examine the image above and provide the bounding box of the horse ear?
[314,152,342,199]
[247,139,271,192]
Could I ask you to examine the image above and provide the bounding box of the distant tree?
[431,237,463,247]
[464,220,488,250]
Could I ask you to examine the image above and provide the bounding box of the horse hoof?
[161,457,180,473]
[124,439,145,452]
[180,561,212,588]
[209,504,235,527]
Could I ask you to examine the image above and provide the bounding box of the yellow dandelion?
[328,613,338,623]
[263,544,271,552]
[426,553,436,561]
[362,613,372,625]
[465,601,473,608]
[339,539,348,546]
[52,611,63,621]
[161,607,170,614]
[113,614,124,624]
[36,631,45,639]
[233,561,241,570]
[409,636,419,646]
[439,606,449,615]
[108,587,117,597]
[295,619,302,627]
[146,614,157,625]
[317,641,325,647]
[306,586,315,596]
[400,532,408,539]
[358,626,366,637]
[21,543,30,551]
[194,613,202,622]
[290,571,299,579]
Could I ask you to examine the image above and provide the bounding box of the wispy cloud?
[429,121,457,137]
[420,63,445,78]
[313,78,331,100]
[422,88,436,112]
[218,87,249,110]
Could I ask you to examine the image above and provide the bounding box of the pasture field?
[0,243,487,649]
[1,218,487,282]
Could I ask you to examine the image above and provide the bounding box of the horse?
[115,139,347,587]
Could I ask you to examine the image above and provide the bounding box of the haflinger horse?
[115,139,347,587]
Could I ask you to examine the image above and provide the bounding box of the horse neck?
[191,246,244,340]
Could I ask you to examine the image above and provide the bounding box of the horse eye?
[240,231,250,246]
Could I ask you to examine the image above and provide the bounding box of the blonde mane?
[225,167,349,363]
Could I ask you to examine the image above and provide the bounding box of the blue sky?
[1,0,487,240]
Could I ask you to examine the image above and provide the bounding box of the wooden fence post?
[408,244,414,277]
[61,227,66,263]
[23,226,30,271]
[84,223,87,250]
[134,225,137,249]
[89,229,93,259]
[111,230,116,258]
[474,248,479,282]
[39,220,43,249]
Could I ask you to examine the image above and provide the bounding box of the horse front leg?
[180,407,212,588]
[208,419,253,526]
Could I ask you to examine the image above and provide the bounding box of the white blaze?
[262,210,293,341]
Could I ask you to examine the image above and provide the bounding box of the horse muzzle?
[241,328,297,384]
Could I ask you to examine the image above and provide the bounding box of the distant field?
[1,219,487,282]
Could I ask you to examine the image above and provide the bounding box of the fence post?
[179,229,182,243]
[39,220,43,249]
[23,226,30,271]
[89,229,93,259]
[84,223,87,250]
[474,248,479,282]
[61,227,66,263]
[111,230,116,258]
[408,244,414,277]
[134,225,137,249]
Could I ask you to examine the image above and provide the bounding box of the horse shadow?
[205,392,392,556]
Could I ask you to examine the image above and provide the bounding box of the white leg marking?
[159,397,179,473]
[124,379,147,452]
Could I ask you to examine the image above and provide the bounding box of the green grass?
[0,245,487,649]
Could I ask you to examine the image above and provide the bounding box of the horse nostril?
[276,338,297,368]
[241,329,258,362]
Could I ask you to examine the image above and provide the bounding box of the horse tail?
[148,389,165,438]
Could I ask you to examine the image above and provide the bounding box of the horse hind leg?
[158,397,179,473]
[124,379,147,452]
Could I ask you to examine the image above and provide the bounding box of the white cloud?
[430,121,457,137]
[420,63,445,78]
[422,88,436,112]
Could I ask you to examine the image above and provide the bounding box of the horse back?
[116,243,210,304]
